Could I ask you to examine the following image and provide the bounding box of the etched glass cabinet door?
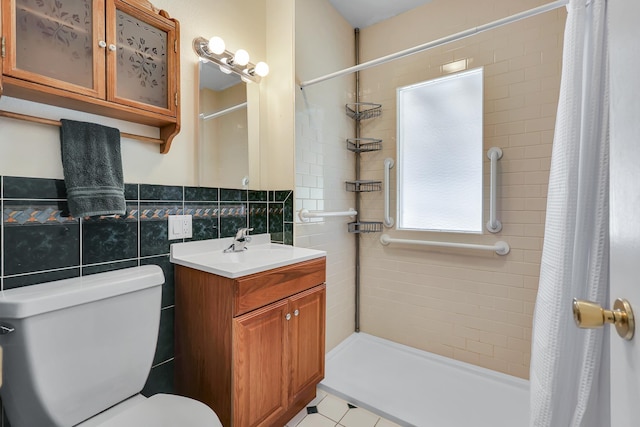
[1,0,180,152]
[2,0,176,116]
[106,0,177,116]
[2,0,106,98]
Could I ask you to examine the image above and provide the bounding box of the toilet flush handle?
[0,324,15,335]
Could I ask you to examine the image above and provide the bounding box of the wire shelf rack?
[346,138,383,153]
[345,180,382,192]
[348,221,383,234]
[345,102,382,120]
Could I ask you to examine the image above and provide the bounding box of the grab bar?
[486,147,503,233]
[298,208,357,221]
[384,158,395,227]
[380,234,510,256]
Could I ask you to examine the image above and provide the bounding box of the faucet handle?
[236,227,254,240]
[243,227,253,243]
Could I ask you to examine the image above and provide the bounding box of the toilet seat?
[76,394,222,427]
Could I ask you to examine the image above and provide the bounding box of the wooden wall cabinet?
[0,0,180,153]
[175,257,327,427]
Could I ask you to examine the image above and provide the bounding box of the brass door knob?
[573,298,635,340]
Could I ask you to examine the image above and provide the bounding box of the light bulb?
[208,36,225,54]
[233,49,250,66]
[254,62,269,77]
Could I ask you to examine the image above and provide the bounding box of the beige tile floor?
[285,389,402,427]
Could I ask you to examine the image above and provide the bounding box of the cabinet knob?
[285,313,291,321]
[98,40,107,48]
[294,309,300,317]
[108,44,117,52]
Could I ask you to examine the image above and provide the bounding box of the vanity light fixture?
[218,64,233,75]
[193,36,269,84]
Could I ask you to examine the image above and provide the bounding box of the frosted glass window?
[397,68,483,233]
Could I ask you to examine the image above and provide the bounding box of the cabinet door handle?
[285,313,292,321]
[294,309,300,317]
[108,44,117,52]
[98,40,107,48]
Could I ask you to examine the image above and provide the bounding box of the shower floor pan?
[319,333,529,427]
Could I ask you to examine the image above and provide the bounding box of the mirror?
[197,60,260,189]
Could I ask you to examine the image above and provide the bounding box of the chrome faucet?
[224,227,254,253]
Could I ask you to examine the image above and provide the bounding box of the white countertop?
[170,234,326,278]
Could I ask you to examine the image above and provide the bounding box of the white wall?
[262,0,296,191]
[295,0,357,351]
[295,0,565,379]
[356,0,564,378]
[0,0,274,187]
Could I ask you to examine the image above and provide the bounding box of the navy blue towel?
[60,119,125,217]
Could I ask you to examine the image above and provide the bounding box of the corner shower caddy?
[345,102,384,234]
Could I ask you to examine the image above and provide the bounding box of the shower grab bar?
[486,147,503,233]
[298,208,357,221]
[380,234,510,256]
[384,158,395,227]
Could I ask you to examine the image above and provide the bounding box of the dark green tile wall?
[0,176,293,427]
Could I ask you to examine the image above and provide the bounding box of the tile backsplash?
[0,175,293,427]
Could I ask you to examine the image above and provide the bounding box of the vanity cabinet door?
[175,259,326,427]
[2,0,106,98]
[289,284,326,404]
[106,0,177,116]
[232,284,326,427]
[233,299,289,427]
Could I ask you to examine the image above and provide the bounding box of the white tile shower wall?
[295,0,357,351]
[355,0,565,378]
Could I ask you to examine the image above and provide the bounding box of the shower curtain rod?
[199,102,247,121]
[299,0,568,89]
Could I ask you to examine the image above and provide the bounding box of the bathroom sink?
[170,234,326,278]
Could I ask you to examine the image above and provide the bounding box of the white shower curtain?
[529,0,610,426]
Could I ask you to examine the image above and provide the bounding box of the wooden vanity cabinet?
[0,0,180,152]
[175,257,326,427]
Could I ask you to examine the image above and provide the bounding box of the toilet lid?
[77,394,222,427]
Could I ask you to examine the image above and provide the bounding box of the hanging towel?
[60,119,126,218]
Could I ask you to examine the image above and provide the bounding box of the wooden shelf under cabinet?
[175,257,327,427]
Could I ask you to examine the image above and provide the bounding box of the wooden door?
[105,0,176,116]
[233,299,289,427]
[288,284,326,404]
[609,0,640,424]
[1,0,105,98]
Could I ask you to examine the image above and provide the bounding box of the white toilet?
[0,265,222,427]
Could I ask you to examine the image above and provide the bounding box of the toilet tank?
[0,265,164,427]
